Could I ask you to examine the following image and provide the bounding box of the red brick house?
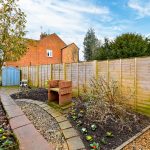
[7,33,79,67]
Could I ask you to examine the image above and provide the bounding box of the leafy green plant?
[91,124,97,131]
[80,110,84,113]
[86,135,93,141]
[81,127,87,134]
[76,120,83,127]
[106,131,114,137]
[78,113,84,118]
[90,142,100,150]
[0,128,4,134]
[72,115,78,121]
[0,136,7,141]
[101,137,107,145]
[1,139,13,147]
[71,109,76,113]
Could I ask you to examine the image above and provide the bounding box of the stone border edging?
[15,99,85,150]
[115,125,150,150]
[0,95,55,150]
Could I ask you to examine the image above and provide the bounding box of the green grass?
[0,85,19,88]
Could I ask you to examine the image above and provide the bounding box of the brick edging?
[15,99,85,150]
[115,125,150,150]
[0,95,55,150]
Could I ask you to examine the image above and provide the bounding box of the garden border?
[115,125,150,150]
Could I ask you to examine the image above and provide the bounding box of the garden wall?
[20,57,150,116]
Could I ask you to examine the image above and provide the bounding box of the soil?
[68,100,150,150]
[10,88,48,102]
[0,102,19,150]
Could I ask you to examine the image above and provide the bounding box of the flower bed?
[0,101,19,150]
[10,88,48,102]
[68,100,150,150]
[68,78,150,150]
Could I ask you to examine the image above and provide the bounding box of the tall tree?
[111,33,150,59]
[95,33,150,60]
[0,0,27,70]
[83,28,100,61]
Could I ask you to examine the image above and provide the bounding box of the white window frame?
[47,49,53,57]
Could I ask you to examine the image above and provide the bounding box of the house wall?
[62,43,79,63]
[6,33,67,67]
[7,42,39,67]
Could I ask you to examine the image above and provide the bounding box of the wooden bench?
[48,80,72,105]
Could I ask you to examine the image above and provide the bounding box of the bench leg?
[48,91,59,102]
[59,93,72,105]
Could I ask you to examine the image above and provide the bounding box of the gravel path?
[16,101,65,149]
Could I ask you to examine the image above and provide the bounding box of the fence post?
[77,62,79,96]
[107,60,109,82]
[84,62,86,89]
[27,66,30,85]
[120,59,122,95]
[134,58,137,110]
[50,64,53,80]
[63,63,66,80]
[36,65,39,87]
[93,60,98,79]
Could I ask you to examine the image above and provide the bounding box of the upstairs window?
[47,50,53,57]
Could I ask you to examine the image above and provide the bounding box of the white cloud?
[128,0,150,17]
[17,0,130,60]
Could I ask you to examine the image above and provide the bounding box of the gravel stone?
[16,101,66,149]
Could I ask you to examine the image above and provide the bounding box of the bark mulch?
[10,88,48,102]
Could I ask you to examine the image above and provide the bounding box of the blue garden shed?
[2,67,20,86]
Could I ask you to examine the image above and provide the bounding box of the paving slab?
[63,128,78,139]
[55,115,67,123]
[0,95,16,106]
[39,103,48,108]
[4,104,21,111]
[4,105,24,118]
[67,136,85,150]
[6,110,24,119]
[9,115,31,130]
[14,124,55,150]
[51,111,62,118]
[43,106,53,111]
[59,121,72,130]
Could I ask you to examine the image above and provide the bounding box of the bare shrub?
[81,77,138,132]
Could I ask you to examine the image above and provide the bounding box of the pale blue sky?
[19,0,150,60]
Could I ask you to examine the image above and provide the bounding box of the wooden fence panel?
[20,57,150,115]
[136,57,150,114]
[59,64,64,80]
[53,64,60,80]
[85,62,95,87]
[66,63,72,81]
[98,61,108,80]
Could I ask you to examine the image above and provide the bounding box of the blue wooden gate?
[2,67,20,86]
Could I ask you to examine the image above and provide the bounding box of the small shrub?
[81,77,138,132]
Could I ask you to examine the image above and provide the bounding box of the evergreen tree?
[95,33,150,60]
[83,28,100,61]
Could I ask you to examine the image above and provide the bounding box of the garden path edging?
[15,99,86,150]
[115,125,150,150]
[0,94,55,150]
